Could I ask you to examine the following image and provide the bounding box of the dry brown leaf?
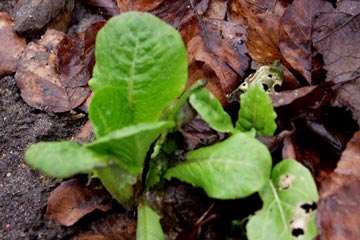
[333,78,360,127]
[0,12,26,77]
[313,3,360,83]
[14,0,74,36]
[335,130,360,178]
[181,14,250,103]
[316,130,360,239]
[229,0,288,63]
[45,179,114,227]
[317,173,360,240]
[279,0,333,84]
[15,29,91,112]
[117,0,165,12]
[151,0,209,28]
[74,212,137,240]
[117,0,209,28]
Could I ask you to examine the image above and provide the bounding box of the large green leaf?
[89,86,134,137]
[165,133,272,199]
[236,86,277,136]
[189,88,235,133]
[87,121,174,174]
[96,165,138,209]
[25,142,108,178]
[246,159,319,240]
[89,12,188,123]
[137,200,165,240]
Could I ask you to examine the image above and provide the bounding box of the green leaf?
[25,142,108,178]
[246,159,319,240]
[87,121,174,174]
[165,133,272,199]
[96,165,138,209]
[137,200,165,240]
[89,11,188,123]
[189,88,235,133]
[89,86,134,137]
[236,85,277,136]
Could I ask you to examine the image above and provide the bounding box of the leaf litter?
[1,0,360,239]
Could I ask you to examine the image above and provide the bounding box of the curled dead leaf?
[45,179,114,227]
[0,12,26,77]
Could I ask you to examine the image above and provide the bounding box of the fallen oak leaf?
[15,29,91,112]
[279,0,333,84]
[317,130,360,239]
[151,0,209,28]
[181,14,250,103]
[313,3,360,83]
[229,0,288,63]
[45,179,114,226]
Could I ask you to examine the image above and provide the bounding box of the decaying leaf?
[45,179,114,226]
[279,0,333,84]
[335,130,360,178]
[146,181,212,239]
[181,14,250,103]
[151,0,209,28]
[0,12,26,77]
[117,0,165,12]
[14,0,75,36]
[333,78,360,127]
[313,3,360,83]
[15,29,92,112]
[317,131,360,240]
[74,212,137,240]
[117,0,209,28]
[229,0,288,63]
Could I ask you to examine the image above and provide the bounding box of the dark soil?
[0,2,100,239]
[0,76,88,239]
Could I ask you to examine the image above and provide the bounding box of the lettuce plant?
[25,12,318,240]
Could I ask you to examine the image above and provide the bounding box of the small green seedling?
[25,12,318,240]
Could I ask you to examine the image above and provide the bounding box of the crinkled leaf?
[96,165,138,209]
[25,142,108,178]
[246,159,319,240]
[165,133,272,199]
[236,86,277,136]
[89,12,187,123]
[87,121,174,174]
[189,87,235,133]
[136,200,165,240]
[89,86,134,137]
